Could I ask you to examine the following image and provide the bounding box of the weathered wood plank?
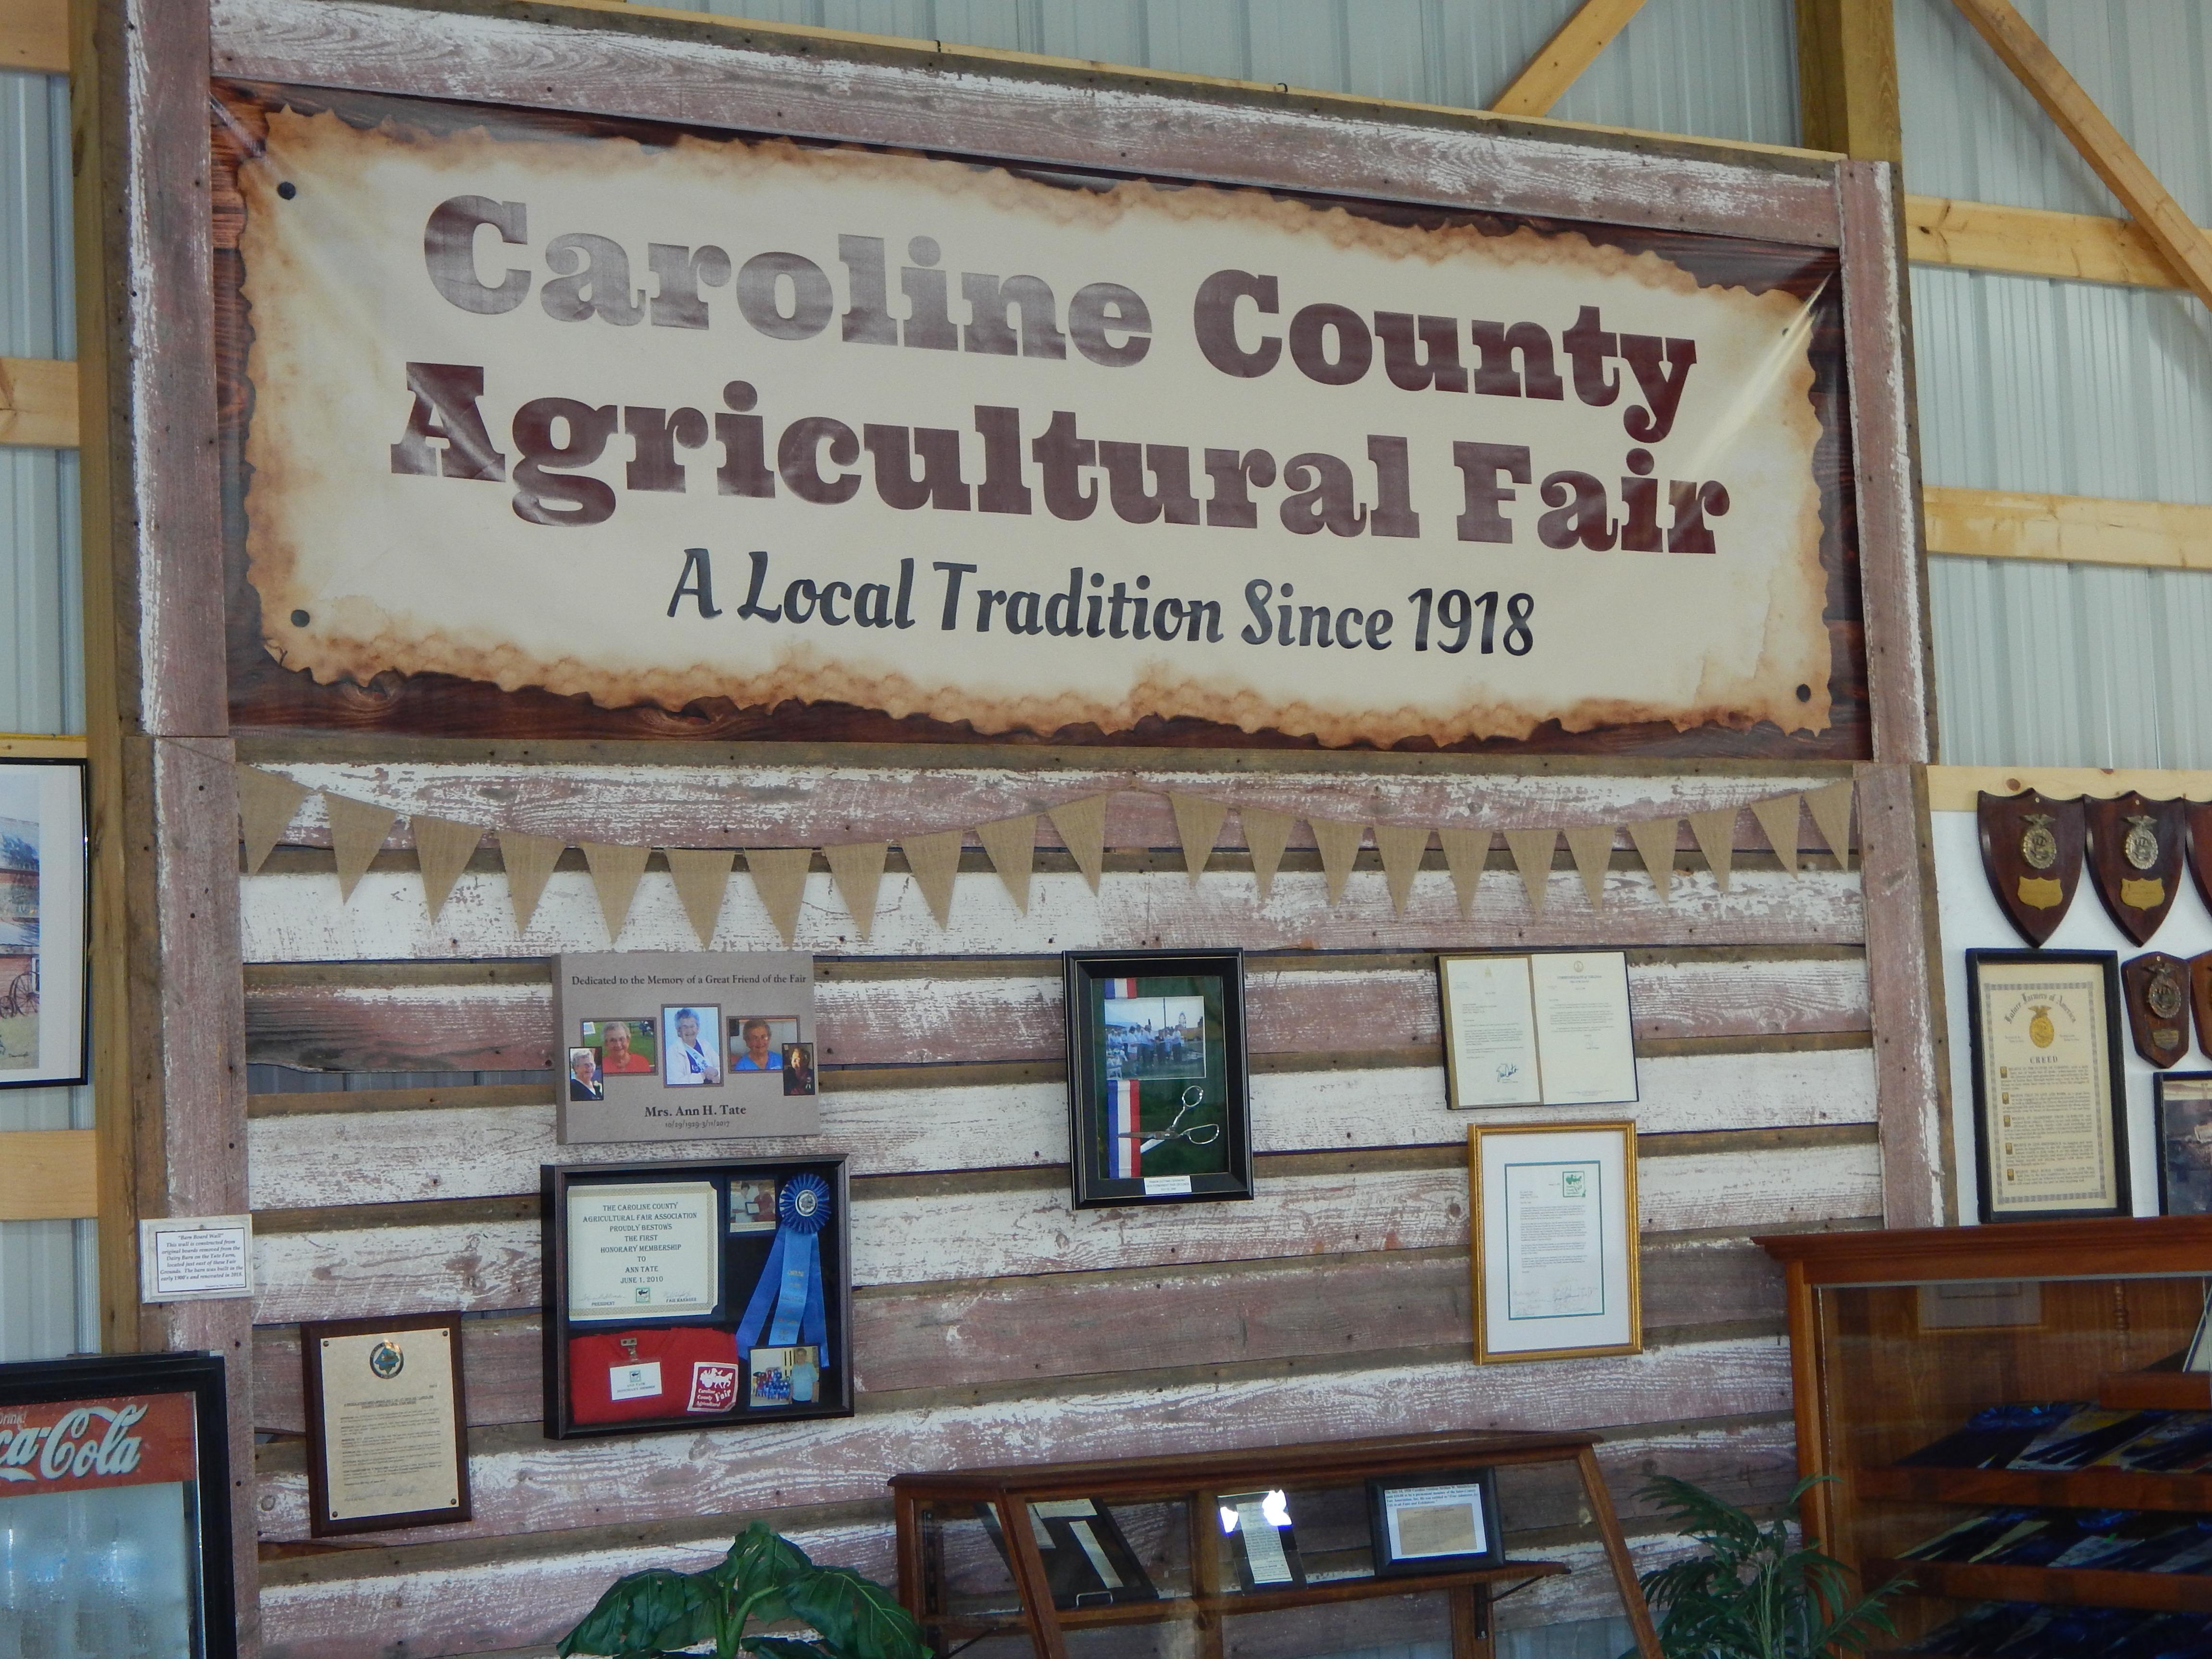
[251,1232,1785,1431]
[246,1046,1878,1208]
[252,1333,1791,1542]
[240,953,1870,1073]
[248,1141,1877,1322]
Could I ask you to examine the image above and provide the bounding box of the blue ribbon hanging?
[735,1174,832,1367]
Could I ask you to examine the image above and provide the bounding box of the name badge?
[609,1361,663,1401]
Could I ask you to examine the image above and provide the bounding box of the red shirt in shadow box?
[569,1326,741,1424]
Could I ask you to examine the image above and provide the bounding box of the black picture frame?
[2155,1071,2212,1216]
[0,757,91,1091]
[1366,1468,1506,1577]
[300,1312,472,1537]
[541,1157,853,1439]
[1064,948,1251,1209]
[1965,949,2131,1224]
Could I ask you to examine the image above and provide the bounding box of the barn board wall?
[236,758,1873,1659]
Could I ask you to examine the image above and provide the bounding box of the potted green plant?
[560,1520,928,1659]
[1630,1475,1900,1659]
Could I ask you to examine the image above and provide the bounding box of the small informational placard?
[554,950,818,1143]
[565,1180,722,1322]
[1469,1121,1640,1363]
[1367,1469,1504,1576]
[139,1215,254,1302]
[301,1313,471,1536]
[1218,1489,1301,1587]
[1438,952,1636,1109]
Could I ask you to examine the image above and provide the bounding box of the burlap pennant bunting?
[824,842,889,940]
[236,765,310,875]
[1563,824,1616,911]
[1437,827,1491,919]
[1805,780,1855,872]
[1502,828,1557,916]
[1168,793,1228,885]
[1686,806,1738,893]
[1046,795,1109,893]
[1373,824,1430,915]
[1310,819,1368,906]
[497,830,564,933]
[1624,817,1678,904]
[411,814,483,920]
[975,815,1037,913]
[325,793,399,902]
[900,830,964,927]
[1241,806,1294,903]
[744,848,814,945]
[1750,793,1803,877]
[581,841,650,942]
[663,848,735,947]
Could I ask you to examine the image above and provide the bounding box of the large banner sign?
[222,90,1855,752]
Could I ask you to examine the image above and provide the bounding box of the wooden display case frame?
[890,1429,1662,1659]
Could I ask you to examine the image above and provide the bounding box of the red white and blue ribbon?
[1105,976,1141,1000]
[735,1172,831,1365]
[1108,1079,1142,1179]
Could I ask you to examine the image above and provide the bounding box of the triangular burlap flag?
[1624,817,1678,904]
[580,841,650,942]
[1503,828,1557,916]
[1046,795,1109,893]
[900,830,963,927]
[1373,824,1430,915]
[663,848,734,947]
[975,815,1037,913]
[1168,793,1228,884]
[497,830,564,933]
[411,814,483,920]
[1310,819,1368,906]
[824,842,889,940]
[1686,806,1738,893]
[1241,806,1294,903]
[1438,827,1491,918]
[236,765,309,875]
[1563,824,1615,911]
[1805,780,1855,872]
[745,848,815,945]
[1750,793,1803,876]
[325,793,399,902]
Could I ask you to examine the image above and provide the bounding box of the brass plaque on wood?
[2124,951,2193,1069]
[1977,790,2084,948]
[2086,793,2185,946]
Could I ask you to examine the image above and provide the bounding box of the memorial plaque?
[2085,793,2185,946]
[2124,951,2194,1070]
[1977,790,2084,949]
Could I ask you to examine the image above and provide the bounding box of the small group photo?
[579,1017,657,1078]
[1103,991,1208,1082]
[730,1014,800,1073]
[661,1004,723,1086]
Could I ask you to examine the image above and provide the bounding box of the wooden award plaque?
[2085,793,2185,946]
[1977,790,2084,948]
[2124,951,2193,1069]
[2190,952,2212,1061]
[2186,803,2212,919]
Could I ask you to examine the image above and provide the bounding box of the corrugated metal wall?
[0,65,96,1364]
[1901,0,2212,767]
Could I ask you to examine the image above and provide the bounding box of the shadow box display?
[541,1158,851,1439]
[1064,949,1252,1209]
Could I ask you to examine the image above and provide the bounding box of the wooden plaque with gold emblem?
[2086,793,2186,946]
[2186,804,2212,920]
[2123,951,2194,1070]
[1977,790,2085,948]
[1965,949,2129,1224]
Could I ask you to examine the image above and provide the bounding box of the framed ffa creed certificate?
[1439,951,1637,1108]
[300,1313,471,1537]
[564,1178,723,1322]
[1966,950,2129,1224]
[1469,1121,1640,1363]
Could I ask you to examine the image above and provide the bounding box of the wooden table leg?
[1575,1444,1662,1659]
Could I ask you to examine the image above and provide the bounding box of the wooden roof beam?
[1491,0,1648,118]
[1951,0,2212,313]
[0,0,68,73]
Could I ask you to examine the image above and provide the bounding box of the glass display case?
[1762,1216,2212,1656]
[890,1430,1661,1659]
[0,1351,236,1659]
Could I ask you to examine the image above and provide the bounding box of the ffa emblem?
[2126,952,2193,1069]
[368,1339,404,1380]
[2125,815,2161,871]
[2028,1006,2055,1049]
[2020,814,2058,872]
[2151,961,2185,1021]
[2087,793,2185,945]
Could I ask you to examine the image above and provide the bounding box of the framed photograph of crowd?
[1064,949,1251,1208]
[0,758,89,1089]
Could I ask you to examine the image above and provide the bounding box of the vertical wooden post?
[71,0,256,1647]
[1795,0,1902,163]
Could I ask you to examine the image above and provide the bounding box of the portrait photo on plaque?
[299,1312,471,1537]
[1966,950,2130,1225]
[1367,1470,1505,1576]
[541,1157,851,1439]
[1437,950,1637,1109]
[1065,949,1251,1209]
[1468,1120,1640,1364]
[2155,1074,2212,1216]
[0,757,89,1089]
[553,951,817,1142]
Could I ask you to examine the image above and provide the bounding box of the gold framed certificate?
[1468,1120,1641,1364]
[301,1313,471,1536]
[1966,950,2130,1224]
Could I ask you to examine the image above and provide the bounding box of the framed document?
[1966,950,2129,1224]
[0,757,89,1089]
[1468,1120,1640,1364]
[542,1158,852,1439]
[1439,951,1636,1109]
[2155,1073,2212,1216]
[300,1313,470,1537]
[1366,1469,1505,1575]
[1065,949,1252,1208]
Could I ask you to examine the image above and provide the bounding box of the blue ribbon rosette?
[734,1173,832,1368]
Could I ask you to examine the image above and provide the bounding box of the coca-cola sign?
[0,1391,198,1492]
